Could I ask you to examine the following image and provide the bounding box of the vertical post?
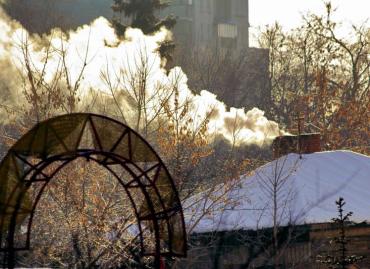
[297,112,304,159]
[5,184,28,269]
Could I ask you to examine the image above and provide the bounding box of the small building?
[183,150,370,268]
[181,222,370,269]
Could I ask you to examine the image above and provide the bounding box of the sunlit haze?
[249,0,370,46]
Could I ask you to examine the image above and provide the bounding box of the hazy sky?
[249,0,369,46]
[249,0,370,29]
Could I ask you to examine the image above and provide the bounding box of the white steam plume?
[0,8,285,146]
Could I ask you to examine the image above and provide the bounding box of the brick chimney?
[272,133,321,159]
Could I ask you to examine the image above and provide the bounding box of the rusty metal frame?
[0,113,187,268]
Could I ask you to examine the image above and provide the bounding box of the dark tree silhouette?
[316,197,364,269]
[111,0,176,61]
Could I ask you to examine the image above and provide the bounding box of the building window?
[217,23,238,39]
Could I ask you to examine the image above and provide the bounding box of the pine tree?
[316,197,364,269]
[111,0,176,60]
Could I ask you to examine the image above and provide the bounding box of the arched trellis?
[0,113,187,268]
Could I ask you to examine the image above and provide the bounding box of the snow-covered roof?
[185,150,370,233]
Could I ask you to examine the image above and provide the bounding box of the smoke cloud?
[0,7,285,146]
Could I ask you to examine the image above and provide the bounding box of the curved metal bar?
[24,151,147,263]
[0,113,187,269]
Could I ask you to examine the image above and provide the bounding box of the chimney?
[272,133,321,159]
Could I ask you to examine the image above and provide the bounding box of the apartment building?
[161,0,249,52]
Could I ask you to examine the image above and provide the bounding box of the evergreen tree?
[316,197,364,269]
[111,0,176,61]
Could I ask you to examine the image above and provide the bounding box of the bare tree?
[172,45,271,112]
[258,1,370,154]
[0,19,258,269]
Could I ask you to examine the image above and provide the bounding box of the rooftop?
[186,150,370,233]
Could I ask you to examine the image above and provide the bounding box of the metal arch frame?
[0,113,187,268]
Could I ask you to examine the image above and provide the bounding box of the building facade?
[179,223,370,269]
[161,0,249,53]
[162,1,272,110]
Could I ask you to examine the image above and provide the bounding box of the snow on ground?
[185,150,370,233]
